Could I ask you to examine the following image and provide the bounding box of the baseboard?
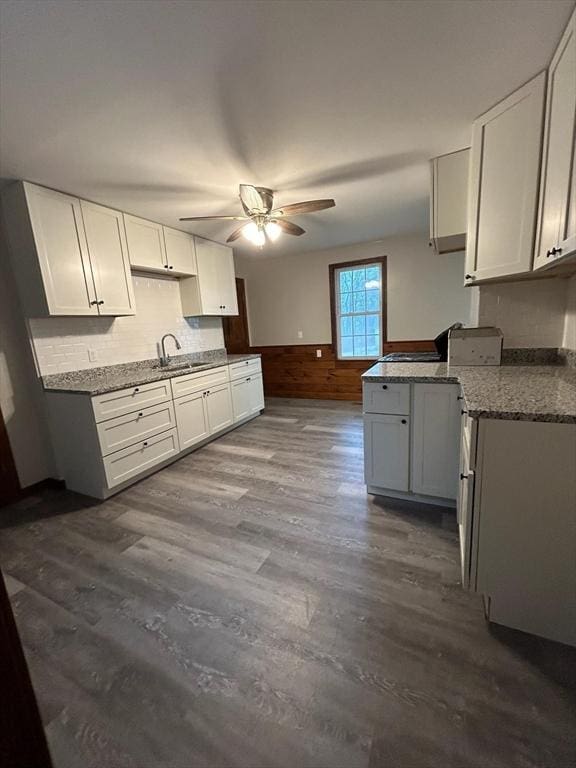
[367,485,456,509]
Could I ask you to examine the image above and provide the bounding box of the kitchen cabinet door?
[231,378,251,422]
[80,201,135,316]
[18,183,98,315]
[205,383,233,434]
[411,383,460,499]
[124,214,167,272]
[248,373,265,414]
[429,148,469,254]
[534,9,576,269]
[364,414,409,492]
[163,227,197,276]
[216,246,239,315]
[174,390,210,450]
[466,72,546,283]
[180,237,238,316]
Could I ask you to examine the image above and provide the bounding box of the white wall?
[563,274,576,351]
[30,274,224,376]
[0,227,56,486]
[236,234,472,346]
[477,277,569,349]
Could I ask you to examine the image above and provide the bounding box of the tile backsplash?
[29,274,224,375]
[478,277,569,349]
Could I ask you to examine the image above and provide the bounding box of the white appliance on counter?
[448,327,503,366]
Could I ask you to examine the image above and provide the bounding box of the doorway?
[222,278,250,353]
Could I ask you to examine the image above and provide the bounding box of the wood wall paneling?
[251,342,435,400]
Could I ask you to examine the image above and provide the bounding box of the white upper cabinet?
[465,72,546,283]
[125,215,197,276]
[124,214,167,272]
[429,148,469,254]
[1,182,134,317]
[534,9,576,270]
[179,237,238,316]
[163,226,197,276]
[80,201,135,316]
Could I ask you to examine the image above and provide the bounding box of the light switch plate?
[297,330,303,339]
[316,349,322,358]
[88,349,98,362]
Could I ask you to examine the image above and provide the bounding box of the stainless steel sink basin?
[151,362,206,371]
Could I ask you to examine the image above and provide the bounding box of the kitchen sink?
[151,362,206,371]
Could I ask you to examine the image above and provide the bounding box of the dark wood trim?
[222,278,250,354]
[0,568,53,768]
[328,256,387,359]
[251,340,434,401]
[0,405,21,508]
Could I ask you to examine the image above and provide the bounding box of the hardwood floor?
[1,398,575,768]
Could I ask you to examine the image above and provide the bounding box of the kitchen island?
[361,361,576,646]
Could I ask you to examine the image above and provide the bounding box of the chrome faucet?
[159,333,182,367]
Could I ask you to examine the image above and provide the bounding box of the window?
[330,258,386,359]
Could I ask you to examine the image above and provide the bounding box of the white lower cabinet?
[363,381,460,503]
[205,382,233,433]
[411,384,461,499]
[463,417,576,647]
[104,429,180,488]
[174,390,210,450]
[46,358,262,499]
[364,414,410,492]
[231,377,252,422]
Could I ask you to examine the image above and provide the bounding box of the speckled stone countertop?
[42,349,261,396]
[362,362,576,424]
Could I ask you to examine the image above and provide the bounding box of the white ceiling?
[0,0,573,256]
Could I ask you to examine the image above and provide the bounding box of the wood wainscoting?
[251,341,435,401]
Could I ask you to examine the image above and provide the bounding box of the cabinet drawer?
[171,365,229,400]
[229,358,261,380]
[92,380,171,423]
[363,382,410,415]
[97,401,176,456]
[103,428,179,488]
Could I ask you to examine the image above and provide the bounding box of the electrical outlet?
[316,349,322,358]
[297,330,303,339]
[88,349,98,363]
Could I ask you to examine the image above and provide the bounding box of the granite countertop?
[362,362,576,424]
[42,349,261,396]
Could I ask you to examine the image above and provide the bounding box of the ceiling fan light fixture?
[265,221,282,242]
[242,221,265,247]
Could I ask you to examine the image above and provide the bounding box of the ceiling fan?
[179,184,336,247]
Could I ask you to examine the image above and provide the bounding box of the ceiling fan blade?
[275,219,305,236]
[239,184,274,215]
[271,199,336,216]
[226,223,248,243]
[179,215,247,221]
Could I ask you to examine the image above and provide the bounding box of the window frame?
[329,256,387,361]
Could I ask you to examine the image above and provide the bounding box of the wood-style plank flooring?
[1,398,575,768]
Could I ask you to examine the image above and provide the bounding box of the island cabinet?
[460,416,576,647]
[465,71,546,285]
[534,8,576,271]
[44,358,263,499]
[180,237,238,316]
[363,381,461,505]
[2,182,135,317]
